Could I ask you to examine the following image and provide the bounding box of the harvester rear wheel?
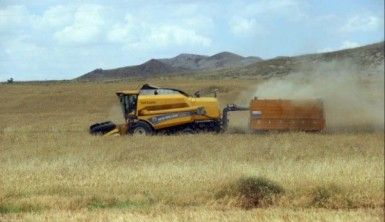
[131,121,154,136]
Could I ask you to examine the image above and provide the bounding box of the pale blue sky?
[0,0,383,81]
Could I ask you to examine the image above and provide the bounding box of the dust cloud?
[253,60,384,131]
[108,104,124,123]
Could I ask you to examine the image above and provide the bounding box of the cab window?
[120,94,137,117]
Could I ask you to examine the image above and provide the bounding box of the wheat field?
[0,79,383,221]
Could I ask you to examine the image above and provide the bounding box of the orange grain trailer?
[249,98,325,132]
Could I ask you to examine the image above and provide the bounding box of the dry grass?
[1,208,383,222]
[0,79,383,221]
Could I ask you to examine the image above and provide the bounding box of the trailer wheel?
[131,121,154,135]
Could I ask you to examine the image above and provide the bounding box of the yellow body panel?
[137,94,190,113]
[140,114,195,130]
[136,94,220,130]
[190,97,221,119]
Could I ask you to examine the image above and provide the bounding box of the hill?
[79,59,182,80]
[192,42,384,79]
[240,41,384,78]
[77,41,383,80]
[78,52,262,80]
[159,52,262,70]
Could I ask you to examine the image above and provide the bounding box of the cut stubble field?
[0,79,383,221]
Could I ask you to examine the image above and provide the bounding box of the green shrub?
[217,176,284,209]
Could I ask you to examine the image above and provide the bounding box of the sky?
[0,0,383,81]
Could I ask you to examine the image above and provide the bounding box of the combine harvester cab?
[249,98,325,132]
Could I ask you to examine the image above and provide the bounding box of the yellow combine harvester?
[89,84,248,135]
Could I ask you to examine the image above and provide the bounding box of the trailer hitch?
[222,104,249,131]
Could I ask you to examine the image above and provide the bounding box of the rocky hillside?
[77,41,383,80]
[244,41,384,77]
[79,59,182,80]
[159,52,262,70]
[196,41,384,79]
[78,52,262,80]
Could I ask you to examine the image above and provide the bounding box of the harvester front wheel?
[131,121,154,136]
